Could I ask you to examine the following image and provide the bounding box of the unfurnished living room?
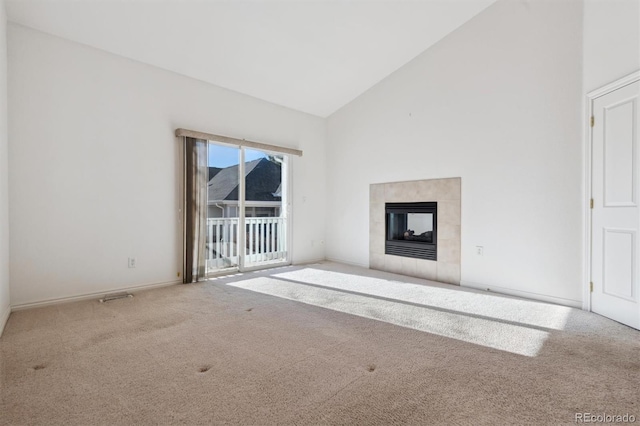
[0,0,639,425]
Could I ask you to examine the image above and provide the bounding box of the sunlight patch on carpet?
[272,268,572,331]
[226,276,550,357]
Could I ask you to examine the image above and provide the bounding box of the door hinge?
[590,198,594,209]
[590,282,593,293]
[590,116,595,127]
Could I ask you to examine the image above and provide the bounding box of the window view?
[206,144,287,273]
[206,144,241,271]
[243,149,285,266]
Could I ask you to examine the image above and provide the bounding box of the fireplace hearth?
[385,202,437,261]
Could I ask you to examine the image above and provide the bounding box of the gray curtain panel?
[184,137,208,283]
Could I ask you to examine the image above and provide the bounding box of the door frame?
[584,70,640,311]
[203,140,293,276]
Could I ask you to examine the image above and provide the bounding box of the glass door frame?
[206,140,292,276]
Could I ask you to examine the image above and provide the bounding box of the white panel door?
[591,80,640,329]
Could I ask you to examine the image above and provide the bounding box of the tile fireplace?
[369,178,460,284]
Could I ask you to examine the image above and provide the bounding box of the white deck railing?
[206,217,286,270]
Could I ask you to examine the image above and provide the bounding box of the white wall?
[583,0,640,93]
[326,0,584,305]
[0,0,10,332]
[8,24,326,306]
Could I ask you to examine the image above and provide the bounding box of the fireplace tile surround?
[369,178,461,285]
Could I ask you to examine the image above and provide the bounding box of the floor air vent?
[99,292,134,303]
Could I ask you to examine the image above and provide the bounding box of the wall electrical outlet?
[128,257,137,268]
[475,246,484,256]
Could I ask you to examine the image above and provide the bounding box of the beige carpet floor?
[1,261,638,425]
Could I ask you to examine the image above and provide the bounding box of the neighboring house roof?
[208,158,282,202]
[208,167,223,181]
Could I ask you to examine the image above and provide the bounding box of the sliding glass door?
[206,144,241,272]
[206,143,289,274]
[244,149,287,268]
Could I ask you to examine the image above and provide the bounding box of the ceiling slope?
[6,0,496,117]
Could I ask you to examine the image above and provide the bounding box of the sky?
[208,144,267,168]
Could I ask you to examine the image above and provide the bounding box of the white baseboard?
[0,304,10,338]
[11,279,182,311]
[292,257,327,266]
[460,280,582,308]
[325,257,369,269]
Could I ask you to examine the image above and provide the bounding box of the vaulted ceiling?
[6,0,496,117]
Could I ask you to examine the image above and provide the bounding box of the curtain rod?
[175,128,303,157]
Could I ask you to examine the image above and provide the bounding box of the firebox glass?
[387,213,434,243]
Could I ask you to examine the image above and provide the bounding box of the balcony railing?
[206,217,287,270]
